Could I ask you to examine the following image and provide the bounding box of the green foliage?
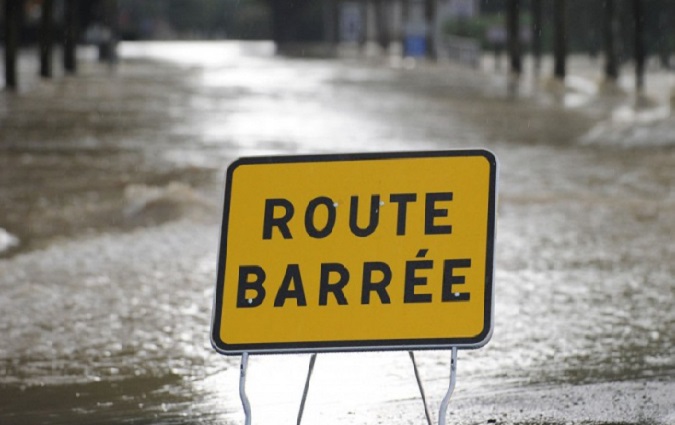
[443,18,487,40]
[118,0,272,39]
[443,14,514,48]
[229,0,273,40]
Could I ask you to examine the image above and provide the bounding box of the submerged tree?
[603,0,620,82]
[506,0,521,75]
[553,0,567,80]
[632,0,646,92]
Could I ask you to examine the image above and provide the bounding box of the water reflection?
[0,42,673,424]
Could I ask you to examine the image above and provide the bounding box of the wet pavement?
[1,42,674,424]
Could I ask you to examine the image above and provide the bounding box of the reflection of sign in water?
[340,2,362,43]
[211,150,498,355]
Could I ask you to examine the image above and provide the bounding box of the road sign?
[211,150,497,354]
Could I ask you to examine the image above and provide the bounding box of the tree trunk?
[531,0,542,72]
[40,0,54,78]
[553,0,567,80]
[271,1,299,47]
[359,0,369,48]
[64,0,78,73]
[401,0,410,47]
[98,0,118,64]
[506,0,521,75]
[657,0,670,68]
[375,0,390,51]
[633,0,646,92]
[323,0,340,45]
[603,0,619,81]
[4,0,21,89]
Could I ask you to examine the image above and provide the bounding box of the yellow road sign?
[211,150,497,354]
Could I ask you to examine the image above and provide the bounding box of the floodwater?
[1,42,674,424]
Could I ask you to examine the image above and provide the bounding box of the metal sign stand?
[238,348,458,425]
[439,347,459,425]
[239,353,252,425]
[408,347,458,425]
[409,351,433,425]
[296,353,317,425]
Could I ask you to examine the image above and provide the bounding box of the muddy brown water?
[1,42,673,424]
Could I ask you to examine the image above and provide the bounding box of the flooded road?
[1,42,674,424]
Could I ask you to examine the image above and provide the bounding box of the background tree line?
[474,0,672,65]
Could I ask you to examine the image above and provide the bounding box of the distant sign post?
[211,150,497,424]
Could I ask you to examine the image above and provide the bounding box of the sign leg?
[438,347,458,425]
[297,353,317,425]
[239,352,252,425]
[409,351,432,425]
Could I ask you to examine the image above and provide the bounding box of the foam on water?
[0,228,20,254]
[580,102,675,148]
[123,181,218,221]
[118,40,275,68]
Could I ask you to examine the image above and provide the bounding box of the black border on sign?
[211,149,498,355]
